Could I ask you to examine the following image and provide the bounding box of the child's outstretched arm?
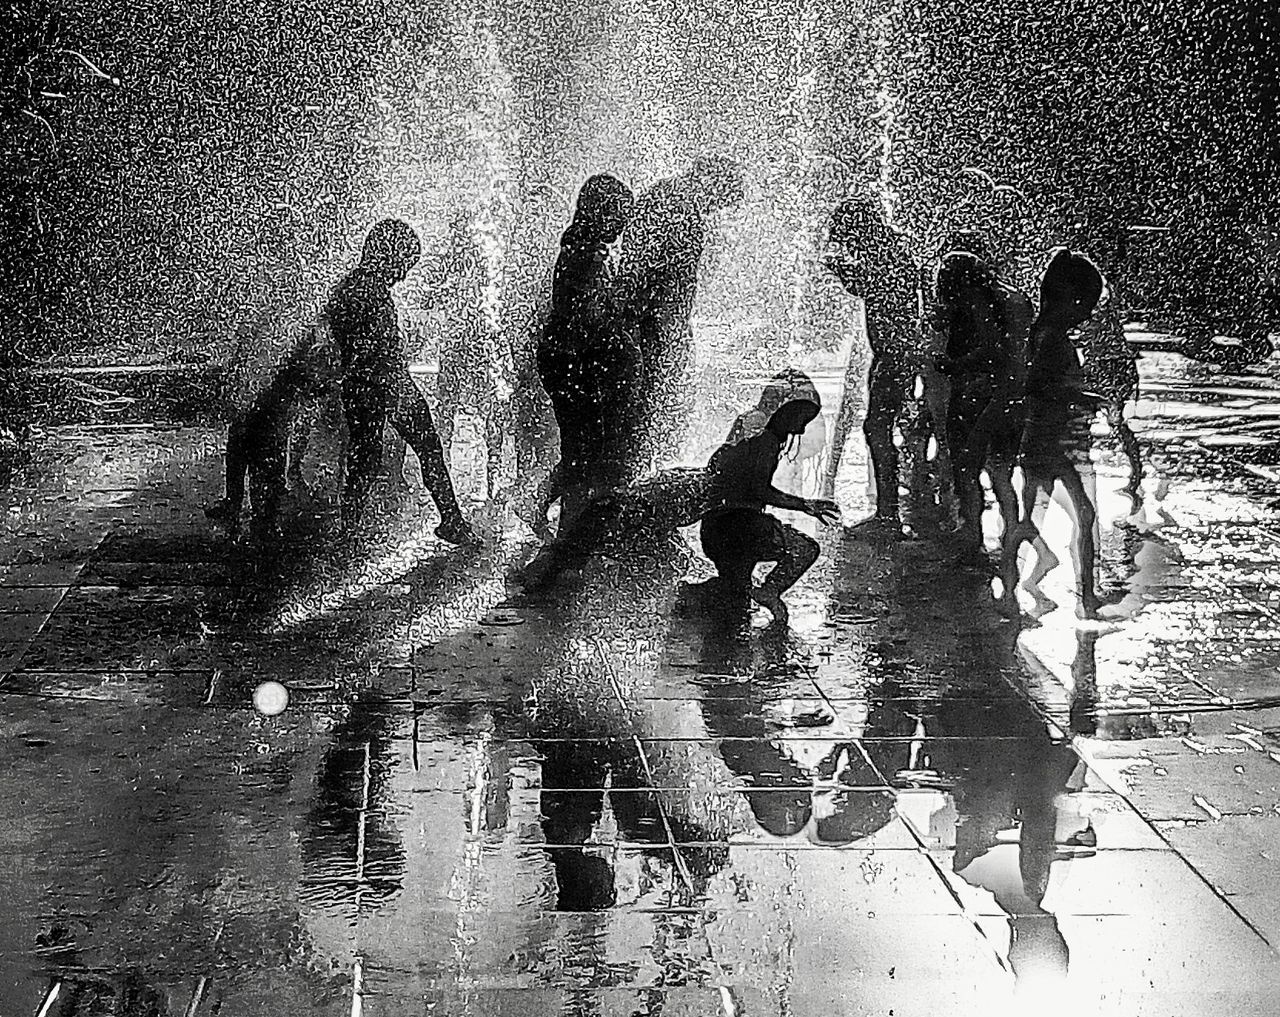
[764,477,841,524]
[777,491,841,524]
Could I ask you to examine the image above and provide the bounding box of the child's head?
[936,250,997,306]
[767,397,821,439]
[573,174,635,243]
[755,368,821,416]
[826,197,902,295]
[361,219,422,283]
[1038,248,1104,329]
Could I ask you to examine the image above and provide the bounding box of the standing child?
[700,386,841,624]
[537,174,637,531]
[932,244,1034,551]
[326,219,479,545]
[999,249,1105,617]
[825,198,944,531]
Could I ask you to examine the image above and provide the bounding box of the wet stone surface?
[4,349,1280,1013]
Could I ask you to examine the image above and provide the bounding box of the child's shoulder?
[717,427,777,462]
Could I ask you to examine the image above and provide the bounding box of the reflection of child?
[206,332,339,537]
[701,390,841,624]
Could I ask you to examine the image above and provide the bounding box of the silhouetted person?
[435,208,508,499]
[536,174,637,532]
[826,198,942,530]
[700,389,840,624]
[614,155,746,466]
[1077,286,1144,510]
[503,184,564,502]
[932,245,1034,551]
[206,331,337,539]
[1000,249,1106,617]
[325,219,479,546]
[512,379,832,600]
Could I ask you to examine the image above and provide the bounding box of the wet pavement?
[5,343,1280,1015]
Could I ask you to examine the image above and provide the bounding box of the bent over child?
[700,392,841,624]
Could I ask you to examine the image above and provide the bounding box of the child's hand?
[806,499,842,524]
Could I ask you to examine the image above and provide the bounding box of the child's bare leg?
[531,460,564,536]
[759,526,820,597]
[340,391,386,531]
[391,386,477,545]
[431,367,459,499]
[1024,477,1062,586]
[951,447,986,548]
[865,358,905,522]
[1057,460,1100,617]
[824,363,862,499]
[998,472,1050,614]
[988,459,1019,542]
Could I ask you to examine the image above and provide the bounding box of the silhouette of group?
[827,197,1126,617]
[208,158,1151,622]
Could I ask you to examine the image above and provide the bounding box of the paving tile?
[360,985,745,1017]
[359,900,716,991]
[1181,706,1280,743]
[706,854,1009,1014]
[0,561,85,587]
[78,559,240,587]
[972,911,1280,1016]
[707,846,962,917]
[20,585,215,671]
[0,611,51,642]
[0,668,215,706]
[1082,735,1280,820]
[0,587,66,613]
[1156,813,1280,947]
[0,640,32,675]
[184,977,354,1017]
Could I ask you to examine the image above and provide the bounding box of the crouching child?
[699,392,841,624]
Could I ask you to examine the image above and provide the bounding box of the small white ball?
[253,681,290,717]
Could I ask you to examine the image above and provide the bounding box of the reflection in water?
[540,741,621,912]
[36,970,168,1017]
[300,699,406,913]
[515,543,752,928]
[693,612,895,845]
[833,528,1091,996]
